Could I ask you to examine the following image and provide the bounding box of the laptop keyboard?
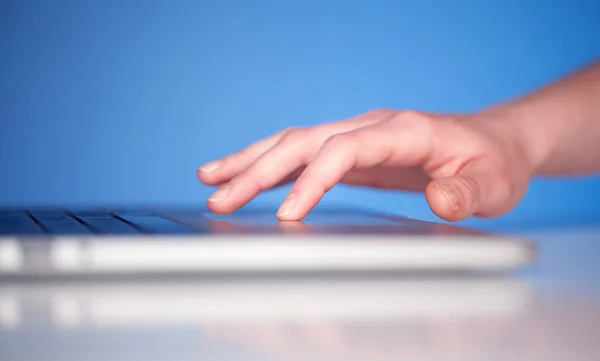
[0,210,206,235]
[0,209,428,237]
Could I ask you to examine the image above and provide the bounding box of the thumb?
[425,160,525,222]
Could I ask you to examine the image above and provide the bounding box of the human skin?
[197,59,600,222]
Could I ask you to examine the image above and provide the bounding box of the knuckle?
[391,109,424,122]
[278,126,300,136]
[392,110,437,127]
[456,176,479,200]
[390,109,435,134]
[256,175,279,190]
[280,127,309,143]
[323,133,353,149]
[252,162,275,178]
[281,128,316,163]
[237,167,277,191]
[364,108,397,119]
[250,161,281,188]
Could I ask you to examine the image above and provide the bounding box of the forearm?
[484,59,600,176]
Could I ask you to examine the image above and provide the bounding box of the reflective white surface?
[1,224,600,361]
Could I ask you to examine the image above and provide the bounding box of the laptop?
[0,207,536,277]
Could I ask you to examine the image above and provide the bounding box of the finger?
[425,159,525,221]
[197,109,395,186]
[203,166,304,190]
[197,128,291,185]
[206,111,399,213]
[206,129,317,214]
[277,118,433,220]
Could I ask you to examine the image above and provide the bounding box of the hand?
[197,109,532,222]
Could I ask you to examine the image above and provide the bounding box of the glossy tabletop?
[1,223,599,361]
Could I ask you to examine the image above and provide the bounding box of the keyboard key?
[0,220,42,235]
[0,212,43,235]
[29,213,92,235]
[113,214,197,234]
[73,214,141,234]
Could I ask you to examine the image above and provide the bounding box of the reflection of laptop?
[0,278,535,327]
[0,278,537,361]
[0,208,536,276]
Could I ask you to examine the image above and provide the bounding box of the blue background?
[1,0,599,231]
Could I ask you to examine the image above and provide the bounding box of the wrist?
[473,103,553,175]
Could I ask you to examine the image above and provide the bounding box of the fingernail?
[277,194,297,217]
[437,183,460,212]
[208,185,229,202]
[199,161,221,173]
